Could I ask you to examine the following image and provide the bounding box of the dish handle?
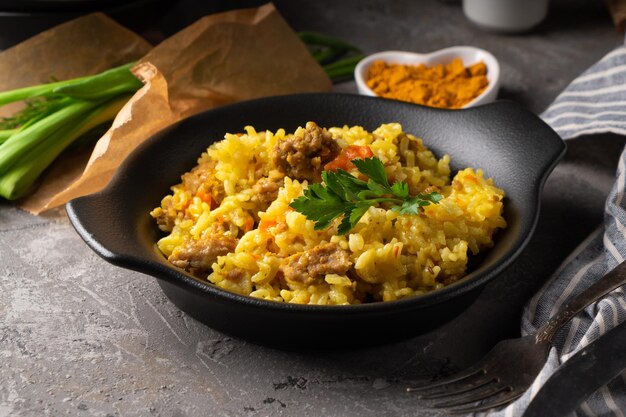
[66,191,163,275]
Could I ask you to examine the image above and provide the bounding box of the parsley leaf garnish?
[289,156,442,235]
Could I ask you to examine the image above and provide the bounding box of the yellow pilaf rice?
[151,122,507,305]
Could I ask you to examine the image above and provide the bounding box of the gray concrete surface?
[1,0,624,416]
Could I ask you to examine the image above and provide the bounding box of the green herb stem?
[312,47,348,65]
[0,96,74,130]
[0,62,143,201]
[0,95,130,200]
[0,80,85,107]
[0,129,17,144]
[299,32,364,82]
[53,62,141,100]
[0,62,138,108]
[0,99,102,176]
[325,65,359,81]
[323,54,365,71]
[299,31,361,52]
[363,197,405,205]
[323,54,365,82]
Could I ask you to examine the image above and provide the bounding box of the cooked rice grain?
[151,123,506,305]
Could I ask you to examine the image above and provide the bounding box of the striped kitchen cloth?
[486,41,626,416]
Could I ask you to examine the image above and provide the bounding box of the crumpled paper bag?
[0,13,152,214]
[12,3,330,214]
[0,13,152,115]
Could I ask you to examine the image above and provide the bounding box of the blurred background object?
[463,0,549,33]
[606,0,626,33]
[0,0,267,48]
[0,0,167,48]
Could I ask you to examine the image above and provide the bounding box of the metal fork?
[407,259,626,414]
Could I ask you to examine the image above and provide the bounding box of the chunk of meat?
[252,176,283,206]
[151,160,224,231]
[151,196,177,231]
[181,159,224,205]
[168,233,237,276]
[226,268,246,282]
[272,121,340,182]
[279,242,352,286]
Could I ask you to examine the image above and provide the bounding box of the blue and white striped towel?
[487,41,626,417]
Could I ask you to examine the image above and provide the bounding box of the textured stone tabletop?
[1,1,624,416]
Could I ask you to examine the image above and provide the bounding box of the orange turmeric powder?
[366,58,488,109]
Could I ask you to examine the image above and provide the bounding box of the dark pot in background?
[0,0,268,49]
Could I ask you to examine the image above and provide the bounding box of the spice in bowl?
[365,58,488,109]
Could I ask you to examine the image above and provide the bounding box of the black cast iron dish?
[67,93,565,348]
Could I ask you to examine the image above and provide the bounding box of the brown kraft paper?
[15,3,331,214]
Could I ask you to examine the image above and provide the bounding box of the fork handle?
[535,259,626,343]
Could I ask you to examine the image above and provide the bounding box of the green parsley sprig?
[289,156,443,235]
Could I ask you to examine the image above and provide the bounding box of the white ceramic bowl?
[354,46,501,108]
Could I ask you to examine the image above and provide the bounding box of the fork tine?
[429,384,510,408]
[447,391,523,415]
[418,376,496,400]
[406,366,487,392]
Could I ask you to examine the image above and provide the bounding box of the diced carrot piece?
[324,145,374,171]
[244,217,254,233]
[195,190,214,208]
[465,174,477,183]
[259,219,278,234]
[344,145,374,160]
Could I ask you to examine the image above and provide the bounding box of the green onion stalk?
[0,62,142,200]
[298,31,364,83]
